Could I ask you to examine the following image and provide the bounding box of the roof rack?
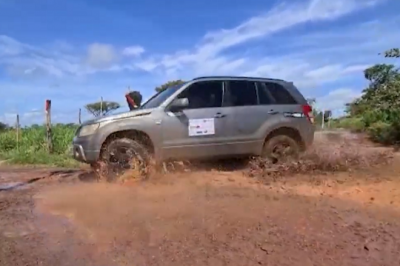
[192,76,286,82]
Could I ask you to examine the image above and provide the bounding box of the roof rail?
[192,76,286,82]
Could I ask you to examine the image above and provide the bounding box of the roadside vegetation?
[0,124,78,167]
[329,48,400,145]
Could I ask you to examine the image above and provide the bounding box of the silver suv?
[72,76,314,180]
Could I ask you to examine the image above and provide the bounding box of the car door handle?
[214,113,226,118]
[267,110,279,115]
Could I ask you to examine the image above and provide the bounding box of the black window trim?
[254,81,261,105]
[222,81,228,107]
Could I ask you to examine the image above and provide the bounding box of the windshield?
[140,83,186,109]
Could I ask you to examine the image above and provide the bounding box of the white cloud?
[122,45,145,57]
[0,35,84,77]
[85,43,118,69]
[315,88,362,111]
[0,35,24,56]
[134,0,383,74]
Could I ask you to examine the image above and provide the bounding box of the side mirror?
[169,98,189,112]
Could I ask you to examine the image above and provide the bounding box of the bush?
[367,120,400,145]
[367,121,392,144]
[0,124,79,166]
[331,117,365,132]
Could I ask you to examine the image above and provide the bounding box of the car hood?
[82,108,156,125]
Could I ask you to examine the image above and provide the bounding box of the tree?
[155,80,185,92]
[364,64,399,90]
[384,48,400,58]
[85,101,120,117]
[126,91,143,110]
[343,48,400,143]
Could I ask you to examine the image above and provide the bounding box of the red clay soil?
[1,161,400,266]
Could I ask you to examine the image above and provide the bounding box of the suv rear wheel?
[94,138,151,182]
[262,135,300,163]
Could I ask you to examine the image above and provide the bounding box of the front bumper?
[71,136,101,164]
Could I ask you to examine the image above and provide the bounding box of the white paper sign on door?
[188,118,215,136]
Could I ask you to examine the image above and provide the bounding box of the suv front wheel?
[94,138,151,182]
[262,135,300,163]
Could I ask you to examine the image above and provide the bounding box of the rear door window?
[226,80,258,106]
[262,82,297,104]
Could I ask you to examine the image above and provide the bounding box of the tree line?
[332,48,400,144]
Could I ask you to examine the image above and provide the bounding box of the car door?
[161,80,232,160]
[223,80,275,155]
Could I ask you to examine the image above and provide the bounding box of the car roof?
[192,76,289,83]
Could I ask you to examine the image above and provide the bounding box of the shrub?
[367,121,393,144]
[333,117,365,132]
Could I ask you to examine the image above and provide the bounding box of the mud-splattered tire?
[262,135,300,163]
[95,138,151,182]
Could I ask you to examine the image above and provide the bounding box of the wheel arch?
[100,129,155,157]
[264,127,305,151]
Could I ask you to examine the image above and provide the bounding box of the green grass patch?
[0,124,81,167]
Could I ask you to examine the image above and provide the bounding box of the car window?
[263,82,297,104]
[227,80,258,106]
[176,81,223,109]
[141,83,185,109]
[257,82,274,105]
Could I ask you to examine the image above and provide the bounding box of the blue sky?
[1,0,399,125]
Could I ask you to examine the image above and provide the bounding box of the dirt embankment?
[1,131,400,266]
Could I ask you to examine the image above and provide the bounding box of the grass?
[0,124,80,167]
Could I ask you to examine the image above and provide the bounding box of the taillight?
[302,104,314,123]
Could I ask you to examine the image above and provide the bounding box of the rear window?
[226,80,258,106]
[262,82,297,104]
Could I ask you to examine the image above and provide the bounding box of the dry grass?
[246,131,394,179]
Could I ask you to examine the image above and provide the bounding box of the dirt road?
[1,156,400,265]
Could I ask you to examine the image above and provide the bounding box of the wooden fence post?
[78,108,82,124]
[45,99,53,153]
[16,114,20,151]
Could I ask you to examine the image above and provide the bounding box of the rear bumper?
[71,136,101,164]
